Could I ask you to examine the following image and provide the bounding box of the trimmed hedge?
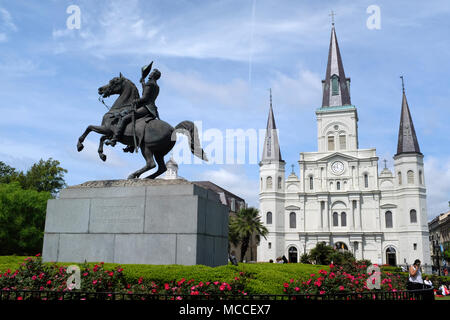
[0,256,326,295]
[3,256,446,294]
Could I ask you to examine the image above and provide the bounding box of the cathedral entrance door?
[288,246,298,263]
[386,247,397,266]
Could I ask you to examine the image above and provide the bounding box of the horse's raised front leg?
[127,145,156,179]
[98,135,108,161]
[77,125,111,152]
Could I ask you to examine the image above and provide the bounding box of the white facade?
[257,26,431,271]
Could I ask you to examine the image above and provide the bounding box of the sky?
[0,0,449,219]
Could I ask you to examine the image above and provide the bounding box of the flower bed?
[0,256,248,298]
[283,262,407,295]
[1,256,421,300]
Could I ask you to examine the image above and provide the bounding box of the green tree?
[330,250,356,266]
[229,207,268,262]
[20,158,67,195]
[0,182,52,255]
[309,242,335,265]
[300,253,311,264]
[0,161,21,184]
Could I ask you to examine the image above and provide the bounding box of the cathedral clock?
[331,161,344,175]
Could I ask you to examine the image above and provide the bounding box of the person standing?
[407,259,424,290]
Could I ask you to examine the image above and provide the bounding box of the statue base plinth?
[42,179,229,267]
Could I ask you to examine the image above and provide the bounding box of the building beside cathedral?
[257,25,431,271]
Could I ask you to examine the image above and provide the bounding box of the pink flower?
[32,275,37,281]
[295,287,300,292]
[92,280,98,285]
[339,286,345,291]
[164,283,170,290]
[283,283,289,288]
[319,291,325,295]
[46,280,51,285]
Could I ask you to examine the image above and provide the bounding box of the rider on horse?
[109,63,161,147]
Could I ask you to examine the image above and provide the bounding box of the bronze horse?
[77,74,208,179]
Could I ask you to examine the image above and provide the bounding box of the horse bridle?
[98,95,111,110]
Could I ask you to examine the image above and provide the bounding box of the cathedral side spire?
[322,25,351,107]
[395,81,421,156]
[261,89,283,163]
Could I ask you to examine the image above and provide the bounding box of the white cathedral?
[257,25,431,271]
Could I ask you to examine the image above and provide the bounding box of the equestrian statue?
[76,61,208,179]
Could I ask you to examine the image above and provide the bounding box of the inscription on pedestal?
[89,197,145,233]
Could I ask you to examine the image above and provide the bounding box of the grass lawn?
[0,256,327,294]
[435,295,450,300]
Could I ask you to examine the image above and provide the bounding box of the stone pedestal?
[42,179,229,267]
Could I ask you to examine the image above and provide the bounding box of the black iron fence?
[0,288,434,301]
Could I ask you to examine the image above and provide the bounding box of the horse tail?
[174,121,208,161]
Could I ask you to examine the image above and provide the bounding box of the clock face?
[331,161,344,175]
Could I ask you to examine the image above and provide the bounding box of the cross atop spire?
[261,90,283,163]
[269,88,272,108]
[329,10,336,26]
[383,159,387,169]
[321,24,351,107]
[400,75,405,93]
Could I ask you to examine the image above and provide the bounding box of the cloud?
[164,68,250,108]
[271,68,322,109]
[46,0,339,62]
[0,7,17,42]
[424,156,450,219]
[0,7,17,31]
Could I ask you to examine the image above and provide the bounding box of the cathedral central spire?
[322,25,351,107]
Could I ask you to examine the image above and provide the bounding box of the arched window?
[410,209,417,223]
[328,136,335,151]
[266,212,272,225]
[289,212,296,229]
[364,174,369,188]
[336,181,341,190]
[266,176,272,189]
[419,170,423,185]
[385,211,393,228]
[407,170,414,184]
[398,172,402,185]
[277,177,282,189]
[341,212,347,227]
[333,212,339,226]
[260,178,263,190]
[309,176,314,190]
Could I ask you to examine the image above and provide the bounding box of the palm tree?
[229,207,268,262]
